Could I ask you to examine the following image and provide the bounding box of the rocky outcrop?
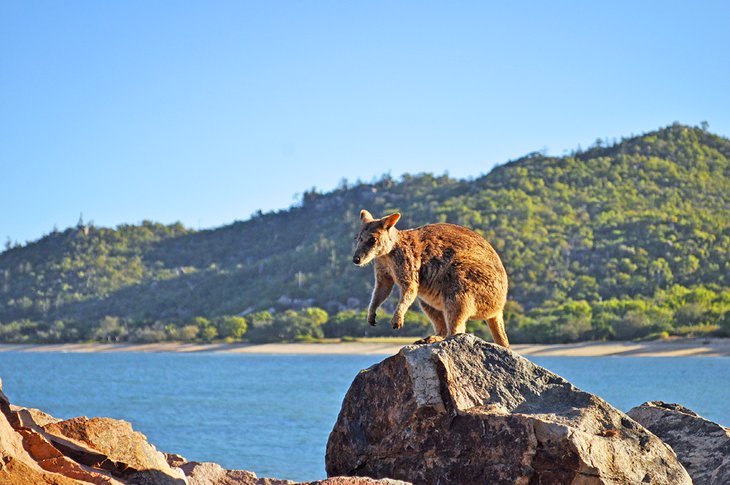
[628,401,730,485]
[173,460,410,485]
[43,415,179,479]
[0,378,406,484]
[12,337,724,485]
[1,381,113,484]
[326,334,691,484]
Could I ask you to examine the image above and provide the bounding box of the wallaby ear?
[382,212,401,229]
[360,209,374,223]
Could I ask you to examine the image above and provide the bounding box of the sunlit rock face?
[326,334,692,485]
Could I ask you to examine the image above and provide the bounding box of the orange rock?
[0,455,83,485]
[43,416,181,480]
[2,379,405,485]
[1,382,88,484]
[10,404,61,427]
[2,382,154,484]
[163,452,188,468]
[15,427,122,484]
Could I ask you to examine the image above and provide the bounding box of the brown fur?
[352,209,510,348]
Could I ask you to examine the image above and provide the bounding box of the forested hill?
[1,123,729,343]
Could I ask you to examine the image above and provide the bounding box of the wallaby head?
[352,209,401,267]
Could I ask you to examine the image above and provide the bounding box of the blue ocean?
[0,352,728,482]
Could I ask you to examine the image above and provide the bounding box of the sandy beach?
[0,338,728,357]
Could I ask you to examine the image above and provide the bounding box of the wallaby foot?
[413,335,445,345]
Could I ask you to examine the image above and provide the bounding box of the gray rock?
[179,461,272,484]
[177,460,407,485]
[326,334,691,485]
[628,401,730,485]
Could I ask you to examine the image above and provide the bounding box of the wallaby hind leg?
[413,300,447,345]
[487,312,510,349]
[419,300,447,337]
[445,303,471,336]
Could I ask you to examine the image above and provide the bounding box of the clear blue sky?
[2,1,729,246]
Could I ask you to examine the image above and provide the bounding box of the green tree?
[178,324,200,341]
[299,307,328,326]
[200,325,218,342]
[553,300,593,342]
[718,312,730,335]
[322,310,367,338]
[93,316,127,342]
[216,315,248,340]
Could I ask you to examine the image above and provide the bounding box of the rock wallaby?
[352,210,510,348]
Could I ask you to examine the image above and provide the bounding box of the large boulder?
[326,334,691,484]
[628,401,730,485]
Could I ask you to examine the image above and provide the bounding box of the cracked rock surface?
[325,334,691,485]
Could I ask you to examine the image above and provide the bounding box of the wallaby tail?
[486,313,510,349]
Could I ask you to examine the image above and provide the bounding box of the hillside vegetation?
[1,123,729,344]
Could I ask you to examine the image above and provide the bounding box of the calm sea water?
[0,352,728,482]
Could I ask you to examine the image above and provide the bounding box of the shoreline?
[0,337,728,357]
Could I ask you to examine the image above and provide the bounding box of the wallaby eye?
[368,236,376,244]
